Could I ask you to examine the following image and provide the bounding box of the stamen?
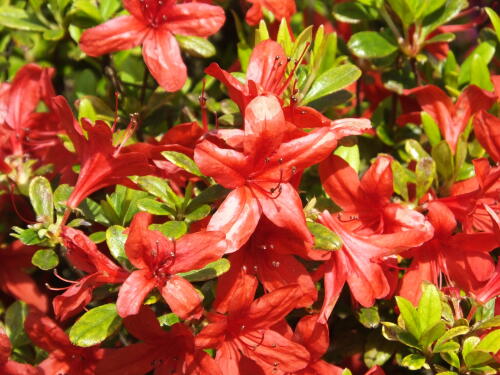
[275,42,311,96]
[199,79,208,131]
[45,282,72,291]
[112,92,120,132]
[53,269,79,284]
[113,113,139,157]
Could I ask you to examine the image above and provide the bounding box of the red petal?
[215,341,242,375]
[166,3,225,37]
[245,2,262,26]
[1,362,41,375]
[0,328,11,362]
[245,285,303,329]
[255,183,312,243]
[53,273,100,321]
[116,270,155,318]
[161,275,203,320]
[0,268,48,313]
[244,95,291,161]
[318,255,347,324]
[123,0,146,21]
[239,330,310,372]
[95,343,159,375]
[188,350,223,375]
[126,212,166,269]
[360,155,394,202]
[142,29,186,92]
[194,140,248,188]
[205,63,247,111]
[123,306,167,343]
[474,110,500,163]
[170,231,226,274]
[293,314,329,360]
[79,16,148,57]
[319,154,361,211]
[196,319,228,349]
[24,308,72,353]
[208,186,262,253]
[246,41,287,93]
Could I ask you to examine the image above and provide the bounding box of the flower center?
[139,0,173,28]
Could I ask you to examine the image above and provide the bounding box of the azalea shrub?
[1,0,500,374]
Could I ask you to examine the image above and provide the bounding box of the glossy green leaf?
[150,221,187,240]
[333,1,375,23]
[5,301,29,347]
[485,7,500,42]
[357,307,380,328]
[401,353,426,370]
[433,341,460,353]
[69,304,122,347]
[415,157,435,201]
[106,225,127,263]
[440,351,460,368]
[176,35,216,58]
[186,184,230,213]
[179,258,230,282]
[419,321,445,349]
[185,204,211,222]
[0,6,48,32]
[136,176,179,208]
[434,325,469,351]
[31,249,59,271]
[158,313,180,327]
[334,145,360,173]
[29,177,54,224]
[363,330,396,367]
[162,151,203,177]
[137,198,175,216]
[418,283,442,333]
[307,222,342,251]
[348,31,398,59]
[458,42,495,87]
[302,64,361,104]
[421,112,441,147]
[405,139,431,161]
[395,296,421,339]
[432,140,454,183]
[475,329,500,354]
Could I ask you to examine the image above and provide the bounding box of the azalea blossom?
[245,0,296,26]
[116,211,226,319]
[473,110,500,163]
[79,0,225,92]
[0,326,40,375]
[195,94,371,252]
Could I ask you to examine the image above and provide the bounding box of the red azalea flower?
[24,308,103,375]
[196,283,310,374]
[52,96,155,210]
[319,154,432,236]
[440,158,500,233]
[79,0,225,92]
[0,241,48,313]
[97,306,221,375]
[0,326,41,375]
[316,210,432,323]
[215,217,320,310]
[0,63,55,157]
[116,211,226,319]
[402,84,496,152]
[195,95,371,252]
[244,0,296,26]
[399,201,499,304]
[53,227,129,321]
[473,110,500,163]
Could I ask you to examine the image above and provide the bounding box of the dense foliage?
[0,0,499,374]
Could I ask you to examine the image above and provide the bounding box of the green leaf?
[43,28,65,41]
[485,7,500,42]
[434,325,469,351]
[381,322,420,348]
[348,31,398,59]
[302,64,361,105]
[29,177,54,224]
[470,54,493,90]
[158,313,180,327]
[425,32,455,44]
[418,283,442,333]
[136,176,180,208]
[89,231,106,243]
[475,315,500,331]
[415,157,435,201]
[405,139,431,161]
[420,321,446,350]
[185,204,211,222]
[5,301,29,347]
[150,221,187,240]
[255,20,270,44]
[432,140,454,184]
[334,145,360,173]
[464,350,494,368]
[31,249,59,270]
[176,35,216,58]
[54,184,73,216]
[333,1,375,24]
[401,353,426,370]
[0,6,48,32]
[69,304,122,347]
[440,351,460,369]
[458,42,495,87]
[137,198,175,216]
[422,0,467,37]
[179,258,230,282]
[386,0,415,27]
[307,222,342,251]
[363,330,396,367]
[277,18,293,54]
[396,296,421,339]
[462,336,480,359]
[476,329,500,354]
[12,227,44,246]
[357,307,380,328]
[421,112,441,147]
[161,151,203,177]
[186,184,230,213]
[433,341,460,353]
[106,225,127,263]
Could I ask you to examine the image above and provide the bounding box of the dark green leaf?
[5,301,29,347]
[150,221,187,240]
[69,304,122,347]
[333,2,375,23]
[348,31,398,59]
[31,249,59,270]
[137,198,175,216]
[0,6,48,32]
[185,204,211,222]
[186,184,230,212]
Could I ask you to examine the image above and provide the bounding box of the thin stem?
[140,68,149,106]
